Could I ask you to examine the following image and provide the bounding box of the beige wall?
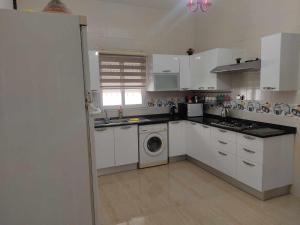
[196,0,300,196]
[196,0,300,57]
[18,0,196,54]
[0,0,13,9]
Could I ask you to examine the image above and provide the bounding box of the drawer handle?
[218,151,227,156]
[191,122,197,125]
[202,125,209,129]
[243,148,256,154]
[162,70,171,73]
[170,121,180,124]
[219,129,227,133]
[218,140,228,145]
[198,87,205,90]
[96,128,107,132]
[121,126,132,130]
[243,135,256,140]
[243,161,256,167]
[263,87,276,90]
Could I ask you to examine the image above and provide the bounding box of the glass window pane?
[125,89,143,105]
[102,89,122,106]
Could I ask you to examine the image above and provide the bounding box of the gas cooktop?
[210,120,261,131]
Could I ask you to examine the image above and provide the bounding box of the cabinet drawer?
[237,134,263,151]
[213,150,236,178]
[237,144,263,164]
[212,127,237,142]
[237,157,263,191]
[213,139,236,154]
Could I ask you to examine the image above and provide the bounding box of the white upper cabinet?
[179,55,192,90]
[152,54,180,74]
[261,33,300,91]
[190,48,236,91]
[88,51,101,92]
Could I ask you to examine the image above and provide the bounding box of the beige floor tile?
[98,161,300,225]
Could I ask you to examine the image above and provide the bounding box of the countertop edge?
[94,114,297,138]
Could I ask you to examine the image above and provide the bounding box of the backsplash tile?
[203,72,300,118]
[145,91,187,108]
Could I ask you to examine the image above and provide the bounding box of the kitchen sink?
[94,118,130,126]
[108,119,129,124]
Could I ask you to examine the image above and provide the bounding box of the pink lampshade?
[43,0,70,13]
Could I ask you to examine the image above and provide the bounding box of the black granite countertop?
[94,114,297,138]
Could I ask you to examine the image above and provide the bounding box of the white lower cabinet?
[169,121,187,157]
[187,122,202,159]
[237,133,294,191]
[94,127,115,169]
[213,150,236,178]
[94,125,139,169]
[237,157,263,191]
[186,122,213,166]
[186,124,294,192]
[114,125,139,166]
[200,124,213,166]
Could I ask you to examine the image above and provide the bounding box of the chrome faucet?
[104,110,110,123]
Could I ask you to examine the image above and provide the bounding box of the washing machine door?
[144,133,164,156]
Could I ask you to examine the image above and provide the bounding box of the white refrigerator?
[0,9,99,225]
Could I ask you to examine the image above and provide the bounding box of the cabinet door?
[190,53,205,90]
[237,157,263,191]
[152,54,180,73]
[261,34,281,90]
[187,122,201,159]
[199,124,212,166]
[94,127,115,169]
[213,150,236,178]
[190,49,234,91]
[179,56,191,90]
[114,125,139,166]
[88,51,101,92]
[169,121,186,157]
[201,50,217,90]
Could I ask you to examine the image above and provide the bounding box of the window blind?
[99,54,147,89]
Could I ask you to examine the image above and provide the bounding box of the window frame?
[99,53,147,110]
[100,88,146,110]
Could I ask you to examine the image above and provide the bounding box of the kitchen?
[1,1,300,225]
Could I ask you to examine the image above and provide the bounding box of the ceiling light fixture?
[187,0,212,13]
[43,0,70,13]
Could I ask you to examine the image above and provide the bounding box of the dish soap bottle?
[118,106,123,119]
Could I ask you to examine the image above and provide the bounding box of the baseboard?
[169,155,187,163]
[139,160,168,169]
[186,156,290,201]
[98,163,138,176]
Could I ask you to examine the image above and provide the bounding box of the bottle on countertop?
[118,106,123,119]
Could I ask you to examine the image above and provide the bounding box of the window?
[99,54,146,108]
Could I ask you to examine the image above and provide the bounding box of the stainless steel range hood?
[211,60,261,74]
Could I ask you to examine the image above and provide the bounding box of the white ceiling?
[97,0,185,9]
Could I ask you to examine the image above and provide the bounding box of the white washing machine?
[139,123,168,168]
